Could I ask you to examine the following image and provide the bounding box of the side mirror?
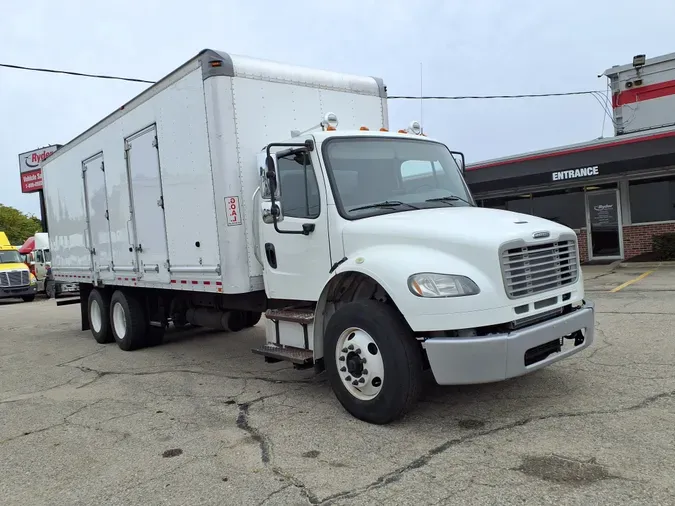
[258,152,280,200]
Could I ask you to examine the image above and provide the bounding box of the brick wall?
[623,222,675,258]
[575,222,675,262]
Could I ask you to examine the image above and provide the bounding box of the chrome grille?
[0,270,30,288]
[500,239,578,299]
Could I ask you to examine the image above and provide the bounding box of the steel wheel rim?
[90,299,102,333]
[335,327,384,401]
[112,302,127,340]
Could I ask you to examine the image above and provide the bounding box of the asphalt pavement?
[1,266,674,505]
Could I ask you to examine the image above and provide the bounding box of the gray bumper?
[0,285,37,299]
[422,301,595,385]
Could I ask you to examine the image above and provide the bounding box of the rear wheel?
[244,311,262,328]
[110,290,147,351]
[88,289,113,344]
[324,300,423,424]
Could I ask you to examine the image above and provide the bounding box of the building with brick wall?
[464,52,675,263]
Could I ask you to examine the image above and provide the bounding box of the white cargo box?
[42,49,388,295]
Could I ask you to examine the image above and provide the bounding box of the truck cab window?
[276,152,320,219]
[35,250,44,263]
[44,249,51,263]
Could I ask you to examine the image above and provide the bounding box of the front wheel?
[324,300,423,424]
[21,295,35,303]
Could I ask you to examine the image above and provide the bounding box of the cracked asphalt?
[1,266,675,505]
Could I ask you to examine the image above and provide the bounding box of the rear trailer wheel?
[324,300,423,424]
[88,289,113,344]
[110,290,147,351]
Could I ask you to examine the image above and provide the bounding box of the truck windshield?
[322,137,473,218]
[0,250,22,264]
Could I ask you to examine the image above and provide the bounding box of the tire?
[110,290,148,351]
[21,295,35,303]
[324,300,423,425]
[88,289,113,344]
[244,311,262,328]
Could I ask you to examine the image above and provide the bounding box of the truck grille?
[500,239,578,299]
[0,270,30,288]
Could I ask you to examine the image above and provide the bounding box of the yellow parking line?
[609,270,655,293]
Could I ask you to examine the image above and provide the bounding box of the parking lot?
[1,265,674,505]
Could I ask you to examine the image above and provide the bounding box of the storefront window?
[483,188,586,229]
[629,175,675,223]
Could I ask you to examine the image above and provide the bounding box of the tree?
[0,204,42,244]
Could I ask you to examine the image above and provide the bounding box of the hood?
[0,263,29,272]
[341,207,573,254]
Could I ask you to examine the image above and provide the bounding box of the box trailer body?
[604,52,675,135]
[43,50,387,295]
[43,50,594,424]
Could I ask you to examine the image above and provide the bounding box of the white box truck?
[42,49,595,424]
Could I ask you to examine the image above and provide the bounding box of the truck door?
[256,149,331,300]
[82,152,115,282]
[124,125,170,284]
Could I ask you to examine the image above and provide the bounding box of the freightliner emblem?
[532,231,550,239]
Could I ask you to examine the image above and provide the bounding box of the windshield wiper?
[350,200,419,212]
[425,195,475,207]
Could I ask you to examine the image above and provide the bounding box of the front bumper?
[422,301,595,385]
[0,285,37,299]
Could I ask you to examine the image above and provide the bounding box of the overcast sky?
[2,0,674,217]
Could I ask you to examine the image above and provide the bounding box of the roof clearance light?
[380,128,388,132]
[360,126,369,131]
[409,120,422,135]
[322,112,339,131]
[398,129,407,134]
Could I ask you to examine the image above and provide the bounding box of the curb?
[618,261,675,268]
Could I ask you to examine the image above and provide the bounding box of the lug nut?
[361,358,367,364]
[340,366,346,372]
[348,344,354,350]
[352,380,359,386]
[362,369,368,375]
[345,376,351,381]
[341,348,348,353]
[359,378,365,384]
[339,356,345,361]
[355,349,361,355]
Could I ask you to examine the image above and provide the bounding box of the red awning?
[19,236,35,254]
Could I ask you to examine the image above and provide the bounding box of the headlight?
[29,273,37,285]
[407,273,480,298]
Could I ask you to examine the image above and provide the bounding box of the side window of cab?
[276,152,321,219]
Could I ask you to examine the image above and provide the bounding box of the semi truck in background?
[0,232,37,302]
[42,49,595,424]
[19,232,78,298]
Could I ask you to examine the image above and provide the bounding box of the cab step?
[251,344,313,368]
[265,308,314,324]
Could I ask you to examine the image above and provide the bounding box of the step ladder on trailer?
[252,307,315,369]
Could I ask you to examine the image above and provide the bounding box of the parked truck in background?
[42,49,595,424]
[19,232,78,298]
[0,232,37,302]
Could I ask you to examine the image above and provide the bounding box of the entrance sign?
[552,165,599,181]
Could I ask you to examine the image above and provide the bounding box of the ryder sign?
[18,145,60,193]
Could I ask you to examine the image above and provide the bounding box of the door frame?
[585,188,624,261]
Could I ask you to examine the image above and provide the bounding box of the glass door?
[585,189,623,260]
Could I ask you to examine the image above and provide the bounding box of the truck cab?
[255,116,594,423]
[0,232,37,302]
